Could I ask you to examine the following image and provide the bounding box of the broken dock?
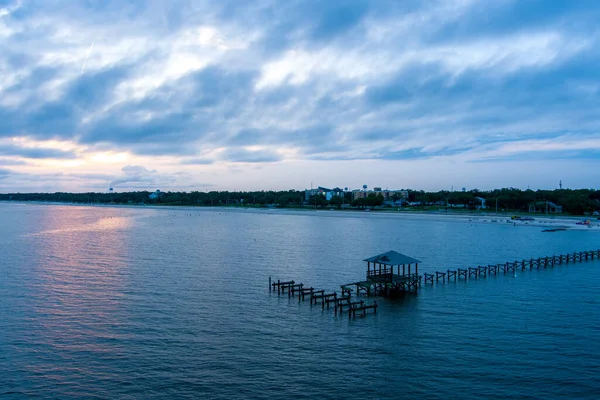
[270,248,600,318]
[269,277,378,319]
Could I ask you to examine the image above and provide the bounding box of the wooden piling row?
[423,249,600,287]
[270,277,377,318]
[348,301,377,318]
[436,271,446,283]
[269,249,599,319]
[270,279,295,295]
[423,273,434,284]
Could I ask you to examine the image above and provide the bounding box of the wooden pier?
[269,276,377,319]
[417,249,600,289]
[341,251,422,297]
[270,249,600,318]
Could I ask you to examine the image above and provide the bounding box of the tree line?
[407,188,600,215]
[1,187,599,215]
[0,190,306,207]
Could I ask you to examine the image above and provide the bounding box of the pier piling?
[269,248,600,319]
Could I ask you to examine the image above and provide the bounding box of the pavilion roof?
[363,250,421,265]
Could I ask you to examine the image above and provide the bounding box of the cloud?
[0,158,28,166]
[0,143,76,159]
[220,148,282,163]
[180,158,214,165]
[0,167,12,179]
[1,0,600,191]
[110,165,157,187]
[104,164,214,190]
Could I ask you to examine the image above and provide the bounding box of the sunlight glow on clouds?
[1,0,600,192]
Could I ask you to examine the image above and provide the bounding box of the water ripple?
[1,204,599,399]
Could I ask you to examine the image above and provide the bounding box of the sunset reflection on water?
[22,208,135,393]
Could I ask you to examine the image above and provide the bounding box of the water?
[1,203,599,399]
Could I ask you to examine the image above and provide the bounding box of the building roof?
[363,250,422,265]
[530,201,561,207]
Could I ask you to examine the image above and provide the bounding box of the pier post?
[436,271,446,283]
[269,277,271,292]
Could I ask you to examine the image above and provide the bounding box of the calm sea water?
[1,203,599,399]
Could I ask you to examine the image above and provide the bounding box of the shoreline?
[1,200,599,229]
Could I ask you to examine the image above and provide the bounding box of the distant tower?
[559,180,563,190]
[363,184,367,191]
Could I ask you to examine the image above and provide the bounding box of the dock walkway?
[270,249,600,319]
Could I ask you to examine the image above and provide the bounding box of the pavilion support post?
[408,264,411,276]
[416,263,419,277]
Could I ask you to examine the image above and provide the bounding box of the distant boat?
[576,220,591,225]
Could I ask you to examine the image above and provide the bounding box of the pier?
[270,249,600,317]
[418,250,600,287]
[269,277,378,319]
[341,251,421,297]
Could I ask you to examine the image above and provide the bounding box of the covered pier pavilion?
[341,250,422,297]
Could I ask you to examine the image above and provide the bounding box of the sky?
[1,0,599,193]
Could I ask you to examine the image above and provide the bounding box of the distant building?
[305,186,344,202]
[305,186,408,204]
[305,188,319,201]
[528,201,563,213]
[474,197,487,210]
[149,190,161,200]
[353,189,408,202]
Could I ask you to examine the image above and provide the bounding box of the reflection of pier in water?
[270,249,600,318]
